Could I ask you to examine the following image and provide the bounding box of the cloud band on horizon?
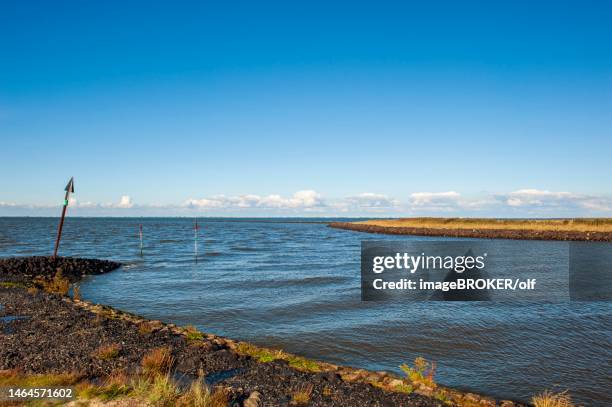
[1,189,610,217]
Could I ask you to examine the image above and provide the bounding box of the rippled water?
[1,217,610,405]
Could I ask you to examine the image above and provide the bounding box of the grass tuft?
[400,357,436,388]
[35,270,70,295]
[73,285,81,301]
[145,373,181,406]
[0,370,81,387]
[177,380,228,407]
[142,347,174,376]
[394,383,413,393]
[291,384,313,405]
[0,281,27,288]
[138,322,154,335]
[236,342,277,363]
[532,390,574,407]
[77,371,131,401]
[236,342,321,372]
[287,355,321,372]
[93,343,121,360]
[185,324,205,341]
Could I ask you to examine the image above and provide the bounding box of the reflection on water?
[0,217,610,405]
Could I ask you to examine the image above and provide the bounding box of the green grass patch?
[184,325,205,341]
[236,342,277,363]
[400,357,436,388]
[78,382,131,401]
[394,383,413,393]
[0,281,27,288]
[235,342,321,371]
[287,355,321,372]
[0,370,81,387]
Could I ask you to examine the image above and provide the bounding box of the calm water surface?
[1,218,610,406]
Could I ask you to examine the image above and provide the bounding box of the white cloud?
[410,191,461,205]
[345,193,399,208]
[184,190,325,210]
[66,195,135,209]
[258,190,324,209]
[116,195,134,209]
[68,197,97,208]
[581,199,612,212]
[498,189,612,213]
[503,189,574,207]
[408,191,463,211]
[184,191,403,214]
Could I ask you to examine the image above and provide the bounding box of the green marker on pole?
[53,177,74,259]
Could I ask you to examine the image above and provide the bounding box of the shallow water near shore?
[1,217,610,405]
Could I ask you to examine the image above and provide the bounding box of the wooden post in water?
[52,177,74,259]
[139,224,143,256]
[194,218,199,262]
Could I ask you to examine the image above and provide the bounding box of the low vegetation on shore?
[356,218,612,233]
[330,217,612,241]
[0,363,229,407]
[0,343,229,406]
[531,390,575,407]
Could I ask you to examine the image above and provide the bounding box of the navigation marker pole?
[139,224,144,256]
[53,177,74,259]
[194,218,199,262]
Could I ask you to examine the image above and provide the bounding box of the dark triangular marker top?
[65,177,74,193]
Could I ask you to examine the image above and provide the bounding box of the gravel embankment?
[1,257,523,406]
[329,222,612,241]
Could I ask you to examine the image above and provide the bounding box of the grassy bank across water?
[330,218,612,241]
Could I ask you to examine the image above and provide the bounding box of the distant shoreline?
[329,218,612,242]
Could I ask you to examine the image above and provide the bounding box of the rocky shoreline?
[0,256,121,284]
[329,222,612,242]
[1,257,524,406]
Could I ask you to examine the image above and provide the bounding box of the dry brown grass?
[94,343,122,360]
[138,322,154,335]
[177,381,228,407]
[76,371,132,400]
[357,217,612,233]
[35,270,70,295]
[532,390,574,407]
[291,384,314,405]
[1,368,226,406]
[73,285,81,300]
[93,313,104,326]
[141,347,174,376]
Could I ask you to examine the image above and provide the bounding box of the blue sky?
[1,1,611,216]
